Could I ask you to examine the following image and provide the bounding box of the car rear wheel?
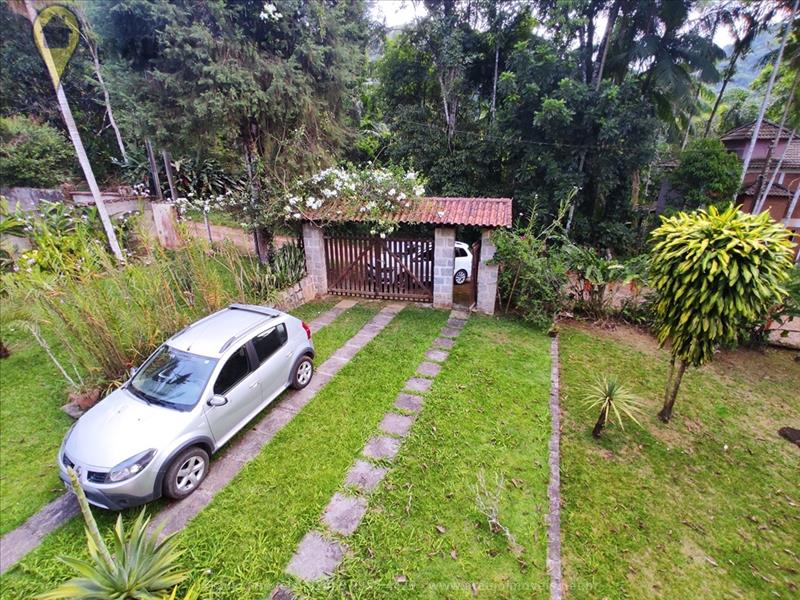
[454,269,468,285]
[291,356,314,390]
[163,446,209,500]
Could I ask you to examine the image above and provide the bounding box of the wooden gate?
[324,235,434,301]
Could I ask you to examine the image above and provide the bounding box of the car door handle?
[248,382,259,390]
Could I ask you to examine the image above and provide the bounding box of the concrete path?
[0,299,369,574]
[547,335,563,600]
[275,309,469,595]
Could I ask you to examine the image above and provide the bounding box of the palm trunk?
[703,58,737,138]
[659,358,687,422]
[83,32,127,162]
[591,0,620,90]
[756,128,796,213]
[25,0,124,262]
[592,406,607,438]
[490,43,499,121]
[737,0,799,192]
[786,183,800,228]
[752,74,799,210]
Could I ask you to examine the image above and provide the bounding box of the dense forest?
[1,0,798,253]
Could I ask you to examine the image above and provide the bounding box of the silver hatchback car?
[59,304,315,510]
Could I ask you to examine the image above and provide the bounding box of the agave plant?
[582,376,643,438]
[38,468,187,600]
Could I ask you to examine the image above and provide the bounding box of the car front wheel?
[454,269,468,285]
[291,356,314,390]
[163,446,209,500]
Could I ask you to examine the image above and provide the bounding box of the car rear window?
[253,323,288,364]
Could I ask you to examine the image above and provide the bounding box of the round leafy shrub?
[0,115,76,187]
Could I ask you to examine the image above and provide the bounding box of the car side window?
[455,247,467,258]
[213,345,252,395]
[253,324,288,365]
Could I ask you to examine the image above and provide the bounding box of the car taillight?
[302,321,311,339]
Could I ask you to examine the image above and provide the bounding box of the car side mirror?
[207,394,228,407]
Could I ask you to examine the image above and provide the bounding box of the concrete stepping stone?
[345,459,388,492]
[394,393,423,413]
[380,412,415,437]
[440,326,460,338]
[451,309,470,320]
[363,436,401,460]
[417,361,441,378]
[286,531,346,581]
[322,493,367,536]
[432,337,455,349]
[405,377,432,393]
[447,318,467,329]
[336,299,358,309]
[425,349,449,363]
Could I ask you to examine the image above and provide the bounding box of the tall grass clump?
[9,237,297,388]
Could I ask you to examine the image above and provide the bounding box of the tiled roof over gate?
[302,196,513,228]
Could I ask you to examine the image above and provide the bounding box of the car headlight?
[108,449,157,483]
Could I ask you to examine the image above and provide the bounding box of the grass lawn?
[1,305,447,598]
[0,327,73,536]
[0,298,345,539]
[317,314,553,599]
[559,323,800,599]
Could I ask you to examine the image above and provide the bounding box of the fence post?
[302,222,327,297]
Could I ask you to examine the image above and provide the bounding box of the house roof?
[300,197,513,228]
[739,181,793,198]
[721,120,793,142]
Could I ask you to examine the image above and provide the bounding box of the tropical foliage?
[668,139,743,208]
[582,375,642,438]
[0,116,76,187]
[39,468,186,600]
[649,204,794,420]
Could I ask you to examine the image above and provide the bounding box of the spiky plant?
[582,376,642,438]
[38,468,187,600]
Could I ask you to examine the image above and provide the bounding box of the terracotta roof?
[721,120,793,142]
[739,181,793,198]
[301,196,513,228]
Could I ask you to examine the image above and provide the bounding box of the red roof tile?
[739,181,792,198]
[721,120,793,142]
[301,196,513,228]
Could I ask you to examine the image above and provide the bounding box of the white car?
[453,241,473,285]
[367,241,473,285]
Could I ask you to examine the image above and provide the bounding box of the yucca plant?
[38,468,187,600]
[582,376,642,438]
[649,204,794,421]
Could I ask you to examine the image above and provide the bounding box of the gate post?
[302,222,327,297]
[433,227,455,308]
[476,228,498,315]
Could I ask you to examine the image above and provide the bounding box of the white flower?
[259,2,282,21]
[292,212,301,219]
[380,232,386,239]
[405,171,417,180]
[397,192,406,201]
[404,202,411,208]
[388,188,396,196]
[437,210,445,217]
[413,185,425,196]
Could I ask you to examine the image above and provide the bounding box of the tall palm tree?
[21,0,123,261]
[738,0,799,191]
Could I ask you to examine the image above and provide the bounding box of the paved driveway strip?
[275,308,469,595]
[0,299,371,574]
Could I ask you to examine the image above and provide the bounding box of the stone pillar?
[302,222,327,297]
[477,228,498,315]
[433,227,455,308]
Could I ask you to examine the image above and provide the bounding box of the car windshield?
[129,345,217,410]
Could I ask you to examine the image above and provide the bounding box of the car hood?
[64,388,191,469]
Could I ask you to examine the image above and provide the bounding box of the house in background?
[720,120,800,258]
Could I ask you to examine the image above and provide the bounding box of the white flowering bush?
[283,165,426,234]
[259,2,282,22]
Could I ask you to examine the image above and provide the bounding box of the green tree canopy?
[669,139,742,209]
[649,204,794,421]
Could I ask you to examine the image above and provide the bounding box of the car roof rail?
[218,336,238,353]
[228,303,281,318]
